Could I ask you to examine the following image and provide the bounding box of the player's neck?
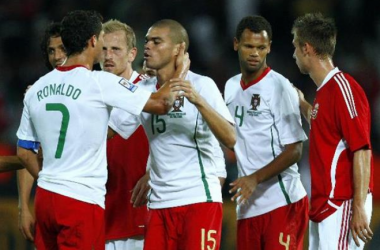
[119,67,134,81]
[241,65,268,85]
[309,57,334,88]
[156,64,176,88]
[65,52,95,70]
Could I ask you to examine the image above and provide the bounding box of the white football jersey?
[224,68,307,219]
[109,71,234,209]
[17,65,151,208]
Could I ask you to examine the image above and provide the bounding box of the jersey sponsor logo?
[168,96,186,118]
[311,103,319,120]
[119,78,138,92]
[247,94,262,116]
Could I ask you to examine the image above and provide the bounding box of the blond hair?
[102,19,136,50]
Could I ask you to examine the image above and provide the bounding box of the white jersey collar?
[317,67,340,91]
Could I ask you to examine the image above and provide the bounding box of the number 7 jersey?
[16,65,151,208]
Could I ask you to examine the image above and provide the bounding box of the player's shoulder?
[186,71,215,85]
[266,69,291,87]
[225,73,242,88]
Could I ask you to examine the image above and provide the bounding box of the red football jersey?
[105,74,149,240]
[309,69,373,222]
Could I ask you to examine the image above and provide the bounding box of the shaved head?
[151,19,189,52]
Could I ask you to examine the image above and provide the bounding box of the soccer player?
[225,16,308,250]
[16,10,187,250]
[100,19,149,250]
[17,21,67,242]
[292,13,373,249]
[109,19,235,250]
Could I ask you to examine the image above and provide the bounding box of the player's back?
[20,65,152,207]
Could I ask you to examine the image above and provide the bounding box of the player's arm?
[17,146,41,180]
[229,141,302,204]
[0,156,24,172]
[142,43,190,115]
[295,87,312,124]
[17,168,35,241]
[170,80,236,149]
[350,148,373,247]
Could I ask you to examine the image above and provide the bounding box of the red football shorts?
[237,196,308,250]
[144,202,222,250]
[34,186,105,250]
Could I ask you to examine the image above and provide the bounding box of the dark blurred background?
[0,0,379,249]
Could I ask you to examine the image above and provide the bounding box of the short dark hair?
[151,19,189,52]
[40,22,62,70]
[235,16,272,41]
[292,13,337,58]
[61,10,103,56]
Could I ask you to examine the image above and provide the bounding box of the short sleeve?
[16,99,39,142]
[334,74,371,151]
[270,79,307,145]
[108,107,141,139]
[97,71,152,116]
[198,77,235,125]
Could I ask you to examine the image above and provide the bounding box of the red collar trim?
[56,65,88,71]
[240,67,271,90]
[156,82,160,91]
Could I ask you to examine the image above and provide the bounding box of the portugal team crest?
[250,94,260,110]
[172,96,184,112]
[168,96,186,118]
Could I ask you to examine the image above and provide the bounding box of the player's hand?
[170,79,203,106]
[175,42,190,79]
[350,205,373,247]
[18,208,35,241]
[229,174,258,205]
[131,172,150,207]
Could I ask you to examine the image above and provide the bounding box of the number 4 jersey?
[224,67,308,219]
[16,65,151,208]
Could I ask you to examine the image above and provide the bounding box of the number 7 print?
[46,103,70,158]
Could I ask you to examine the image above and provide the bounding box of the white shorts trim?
[309,194,372,250]
[106,238,144,250]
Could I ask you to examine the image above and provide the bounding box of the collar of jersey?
[56,65,89,71]
[240,67,271,90]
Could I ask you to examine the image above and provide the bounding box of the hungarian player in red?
[293,13,373,249]
[225,16,308,250]
[101,19,149,250]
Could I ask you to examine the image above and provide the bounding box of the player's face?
[234,29,271,74]
[144,26,177,71]
[142,60,157,77]
[101,30,135,76]
[292,33,309,74]
[47,36,67,67]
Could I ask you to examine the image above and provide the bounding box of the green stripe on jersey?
[270,126,291,204]
[194,112,212,202]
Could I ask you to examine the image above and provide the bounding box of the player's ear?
[89,35,97,48]
[128,47,137,62]
[233,37,239,51]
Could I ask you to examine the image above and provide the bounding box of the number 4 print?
[46,103,70,159]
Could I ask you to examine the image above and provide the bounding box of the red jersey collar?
[240,67,271,90]
[56,65,88,71]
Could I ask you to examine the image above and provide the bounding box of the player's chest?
[228,89,272,127]
[141,96,203,136]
